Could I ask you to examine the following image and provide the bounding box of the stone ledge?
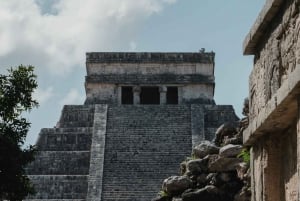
[243,65,300,145]
[86,52,215,63]
[243,0,284,55]
[24,200,85,201]
[86,74,215,84]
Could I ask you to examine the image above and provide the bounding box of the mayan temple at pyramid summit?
[25,51,238,201]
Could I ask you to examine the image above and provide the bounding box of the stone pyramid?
[25,52,238,201]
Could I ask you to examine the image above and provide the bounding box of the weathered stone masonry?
[85,52,216,105]
[25,51,238,201]
[243,0,300,200]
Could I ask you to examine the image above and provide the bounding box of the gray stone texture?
[207,156,243,172]
[25,51,239,201]
[219,144,243,158]
[162,176,192,196]
[101,105,192,201]
[191,105,205,146]
[26,104,237,201]
[243,0,300,200]
[84,52,215,105]
[86,74,214,85]
[191,105,239,146]
[244,0,300,130]
[27,175,88,199]
[86,52,215,64]
[186,159,209,175]
[202,105,238,141]
[154,117,250,201]
[25,105,95,200]
[192,141,219,159]
[86,105,108,201]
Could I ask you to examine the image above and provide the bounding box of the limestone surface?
[243,0,300,200]
[25,51,239,201]
[152,116,250,201]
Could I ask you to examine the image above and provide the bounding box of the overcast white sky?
[0,0,264,145]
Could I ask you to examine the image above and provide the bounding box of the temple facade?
[243,0,300,200]
[25,51,238,201]
[84,52,215,105]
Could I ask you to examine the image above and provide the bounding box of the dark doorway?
[121,86,133,104]
[167,87,178,104]
[140,87,160,104]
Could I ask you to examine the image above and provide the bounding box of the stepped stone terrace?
[25,51,238,201]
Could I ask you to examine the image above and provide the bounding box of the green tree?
[0,65,38,200]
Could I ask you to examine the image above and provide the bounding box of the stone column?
[178,86,183,104]
[263,135,281,201]
[117,85,121,105]
[133,86,141,105]
[159,86,167,105]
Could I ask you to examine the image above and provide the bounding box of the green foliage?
[0,65,38,200]
[238,148,250,164]
[185,153,198,162]
[159,190,169,197]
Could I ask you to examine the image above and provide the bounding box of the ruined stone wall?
[243,0,300,200]
[250,126,298,201]
[248,0,300,121]
[280,125,298,201]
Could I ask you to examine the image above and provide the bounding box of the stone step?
[57,105,95,128]
[107,116,190,121]
[102,192,160,201]
[58,121,93,128]
[104,144,190,152]
[25,200,85,201]
[26,151,90,175]
[102,105,192,201]
[27,175,88,199]
[37,132,92,151]
[40,127,93,134]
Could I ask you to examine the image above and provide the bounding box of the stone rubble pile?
[152,99,251,201]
